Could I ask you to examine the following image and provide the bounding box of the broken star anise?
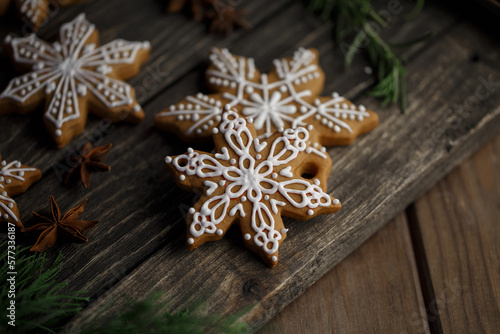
[65,142,112,189]
[166,0,205,21]
[205,5,251,36]
[165,0,251,35]
[22,196,99,252]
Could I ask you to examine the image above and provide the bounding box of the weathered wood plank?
[1,1,497,331]
[1,0,456,303]
[412,133,500,333]
[0,0,293,165]
[2,1,340,300]
[66,15,500,332]
[261,213,429,334]
[0,0,455,170]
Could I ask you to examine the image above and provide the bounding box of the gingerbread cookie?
[0,14,151,148]
[0,0,84,30]
[164,108,341,267]
[0,153,41,229]
[156,47,379,146]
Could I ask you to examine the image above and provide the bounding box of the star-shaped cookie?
[0,14,151,148]
[156,47,379,146]
[0,153,41,228]
[165,108,341,267]
[0,0,84,30]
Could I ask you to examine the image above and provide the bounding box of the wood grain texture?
[261,213,429,334]
[0,0,293,166]
[0,0,299,301]
[66,10,500,334]
[412,133,500,333]
[0,0,498,332]
[0,0,456,303]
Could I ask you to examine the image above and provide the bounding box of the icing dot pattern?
[156,47,377,147]
[165,110,341,266]
[14,0,83,30]
[0,155,39,227]
[0,14,150,147]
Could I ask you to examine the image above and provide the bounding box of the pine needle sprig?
[80,292,249,334]
[0,244,88,333]
[1,244,249,334]
[306,0,426,113]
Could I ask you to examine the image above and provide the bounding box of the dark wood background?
[264,133,500,333]
[0,0,498,333]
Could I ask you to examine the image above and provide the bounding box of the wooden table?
[264,132,500,333]
[0,0,498,333]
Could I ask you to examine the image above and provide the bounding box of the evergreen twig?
[80,292,250,334]
[307,0,427,113]
[1,243,249,333]
[0,244,88,333]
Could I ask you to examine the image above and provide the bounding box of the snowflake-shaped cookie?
[0,153,41,229]
[0,14,151,148]
[0,0,84,30]
[156,47,379,146]
[165,108,341,267]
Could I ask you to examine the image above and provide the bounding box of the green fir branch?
[1,244,88,334]
[0,243,249,334]
[80,292,249,334]
[1,243,249,334]
[306,0,427,113]
[405,0,425,20]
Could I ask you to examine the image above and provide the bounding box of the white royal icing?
[279,166,293,178]
[306,141,328,159]
[18,0,45,26]
[165,110,334,257]
[1,14,150,136]
[0,159,36,222]
[157,47,371,140]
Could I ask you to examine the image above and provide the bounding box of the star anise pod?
[22,196,99,252]
[205,4,251,36]
[166,0,189,12]
[165,0,251,35]
[166,0,205,21]
[65,142,112,189]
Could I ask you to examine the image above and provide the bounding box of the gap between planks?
[0,1,456,300]
[260,213,430,334]
[67,11,500,334]
[262,133,500,334]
